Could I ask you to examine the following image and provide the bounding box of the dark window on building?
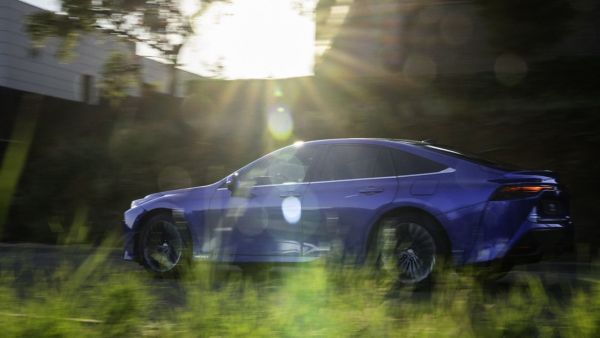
[317,145,395,181]
[391,149,447,176]
[81,74,94,103]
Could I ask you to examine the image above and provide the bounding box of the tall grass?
[1,250,599,337]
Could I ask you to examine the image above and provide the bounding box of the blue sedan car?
[123,139,572,284]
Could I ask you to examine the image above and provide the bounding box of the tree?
[26,0,221,96]
[474,0,574,56]
[100,52,139,106]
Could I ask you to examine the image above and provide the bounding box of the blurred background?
[1,0,599,257]
[2,1,600,336]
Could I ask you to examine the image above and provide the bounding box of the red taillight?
[491,185,556,200]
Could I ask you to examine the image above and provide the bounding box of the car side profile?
[122,139,573,284]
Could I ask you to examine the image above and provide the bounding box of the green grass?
[1,251,599,338]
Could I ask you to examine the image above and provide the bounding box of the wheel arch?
[132,208,193,262]
[363,206,452,260]
[133,208,172,230]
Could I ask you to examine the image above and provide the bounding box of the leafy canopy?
[26,0,219,63]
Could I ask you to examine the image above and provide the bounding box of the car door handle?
[358,187,384,195]
[280,192,301,198]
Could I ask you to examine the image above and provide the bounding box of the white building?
[0,0,202,103]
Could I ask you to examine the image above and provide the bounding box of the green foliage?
[26,0,190,59]
[24,1,223,94]
[25,2,95,60]
[100,53,139,106]
[561,283,600,337]
[1,255,600,338]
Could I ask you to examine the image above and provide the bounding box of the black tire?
[137,213,191,277]
[369,213,450,288]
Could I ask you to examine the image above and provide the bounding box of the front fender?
[122,197,190,261]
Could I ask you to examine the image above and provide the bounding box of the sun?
[180,0,316,79]
[26,0,316,80]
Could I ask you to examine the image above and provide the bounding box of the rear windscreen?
[422,145,521,171]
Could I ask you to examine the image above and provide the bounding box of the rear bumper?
[465,215,574,265]
[503,223,574,265]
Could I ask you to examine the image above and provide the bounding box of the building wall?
[0,0,134,102]
[0,0,202,103]
[140,57,203,97]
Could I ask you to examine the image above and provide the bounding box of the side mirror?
[226,173,239,193]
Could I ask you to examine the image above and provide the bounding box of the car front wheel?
[137,213,190,277]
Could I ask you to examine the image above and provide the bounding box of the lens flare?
[281,196,301,224]
[267,105,293,140]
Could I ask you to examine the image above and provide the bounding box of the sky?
[21,0,316,79]
[21,0,58,11]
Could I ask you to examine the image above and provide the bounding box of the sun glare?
[26,0,315,80]
[181,0,316,79]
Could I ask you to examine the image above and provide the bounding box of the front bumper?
[122,220,136,261]
[122,206,145,261]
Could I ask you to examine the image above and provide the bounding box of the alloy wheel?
[142,220,184,273]
[379,222,437,284]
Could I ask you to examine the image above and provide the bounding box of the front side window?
[317,145,395,181]
[238,145,320,186]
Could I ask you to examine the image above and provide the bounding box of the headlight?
[130,193,163,209]
[130,198,144,208]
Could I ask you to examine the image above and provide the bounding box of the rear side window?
[423,145,520,171]
[392,149,447,175]
[317,145,395,181]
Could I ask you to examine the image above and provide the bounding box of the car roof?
[301,138,430,147]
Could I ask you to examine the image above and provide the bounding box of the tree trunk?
[169,62,178,96]
[168,45,183,96]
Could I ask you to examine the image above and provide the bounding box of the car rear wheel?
[371,214,450,287]
[137,213,190,277]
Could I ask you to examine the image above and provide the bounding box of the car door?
[209,143,323,259]
[300,144,398,261]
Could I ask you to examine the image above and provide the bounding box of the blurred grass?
[1,249,600,338]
